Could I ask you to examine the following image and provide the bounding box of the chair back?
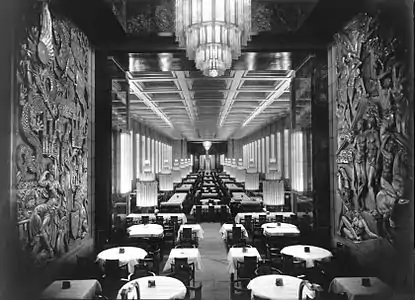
[275,215,283,223]
[231,226,242,244]
[258,214,267,225]
[182,227,193,240]
[170,215,179,224]
[141,215,150,225]
[243,215,253,232]
[156,215,164,225]
[104,259,121,279]
[241,256,258,278]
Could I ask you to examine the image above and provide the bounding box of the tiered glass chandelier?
[175,0,252,77]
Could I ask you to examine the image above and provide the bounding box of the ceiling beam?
[218,71,246,127]
[106,33,326,52]
[174,71,198,139]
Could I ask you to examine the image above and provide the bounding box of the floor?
[191,223,230,300]
[158,222,232,300]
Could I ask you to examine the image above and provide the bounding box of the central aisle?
[196,222,231,300]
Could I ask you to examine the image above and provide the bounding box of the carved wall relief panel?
[15,3,91,265]
[333,13,412,244]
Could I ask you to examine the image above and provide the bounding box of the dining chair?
[140,216,150,225]
[275,215,283,223]
[230,278,251,300]
[170,257,196,286]
[237,256,258,280]
[180,227,198,247]
[254,262,283,276]
[282,254,307,277]
[155,215,164,225]
[184,282,203,300]
[241,215,253,234]
[195,205,202,223]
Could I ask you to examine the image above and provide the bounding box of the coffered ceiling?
[111,52,312,141]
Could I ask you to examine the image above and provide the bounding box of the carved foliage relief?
[334,14,412,244]
[16,3,90,265]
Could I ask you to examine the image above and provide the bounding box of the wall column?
[94,50,112,250]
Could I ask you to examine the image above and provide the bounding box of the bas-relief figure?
[334,14,411,244]
[15,3,90,265]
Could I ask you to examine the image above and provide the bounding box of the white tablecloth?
[329,277,393,300]
[127,224,164,239]
[40,280,102,299]
[126,213,187,224]
[226,184,244,191]
[97,247,148,274]
[281,245,333,268]
[168,193,187,204]
[203,182,215,187]
[221,178,234,183]
[248,275,315,300]
[117,276,187,300]
[162,248,204,272]
[262,223,300,237]
[183,178,196,184]
[199,199,221,205]
[232,192,250,200]
[175,185,192,192]
[234,212,294,223]
[227,247,261,274]
[201,192,219,198]
[219,223,249,240]
[176,224,205,241]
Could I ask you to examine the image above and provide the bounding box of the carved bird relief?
[38,2,54,65]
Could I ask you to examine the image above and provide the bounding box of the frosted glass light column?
[136,160,158,207]
[159,159,173,192]
[172,159,181,184]
[245,159,259,191]
[180,158,187,179]
[230,158,237,178]
[263,158,284,206]
[236,158,246,183]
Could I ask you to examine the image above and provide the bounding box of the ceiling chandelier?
[175,0,252,77]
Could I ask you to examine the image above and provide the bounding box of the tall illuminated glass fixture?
[159,159,173,192]
[235,158,246,183]
[136,160,158,207]
[263,158,284,206]
[224,158,231,174]
[245,159,259,191]
[172,159,181,184]
[230,158,237,178]
[180,158,187,179]
[175,0,252,77]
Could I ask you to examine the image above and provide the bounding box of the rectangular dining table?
[40,280,102,299]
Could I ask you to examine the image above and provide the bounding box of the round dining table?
[247,274,315,300]
[117,276,187,299]
[96,246,147,274]
[281,245,333,268]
